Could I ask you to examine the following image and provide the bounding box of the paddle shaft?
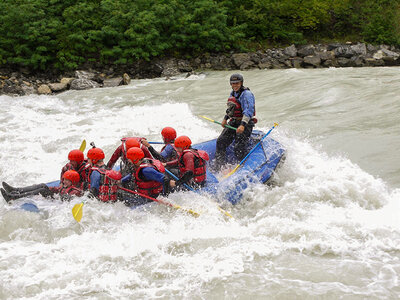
[225,123,278,177]
[200,116,237,131]
[118,186,200,217]
[148,142,164,145]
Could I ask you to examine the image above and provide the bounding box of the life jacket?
[59,185,83,201]
[160,143,179,161]
[178,149,208,184]
[134,159,165,197]
[227,87,256,120]
[91,166,118,202]
[61,160,90,190]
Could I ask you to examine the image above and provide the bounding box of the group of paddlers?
[1,127,210,206]
[1,73,257,206]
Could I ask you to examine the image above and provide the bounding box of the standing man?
[215,73,256,170]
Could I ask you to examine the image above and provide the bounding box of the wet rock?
[49,82,68,92]
[103,77,123,87]
[37,84,52,94]
[21,84,35,95]
[123,73,131,85]
[160,59,180,77]
[60,78,74,87]
[70,79,100,90]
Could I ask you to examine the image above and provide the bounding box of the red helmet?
[174,136,191,150]
[87,148,105,164]
[68,149,84,163]
[161,127,177,143]
[125,138,140,150]
[106,170,122,181]
[62,170,80,184]
[126,147,144,163]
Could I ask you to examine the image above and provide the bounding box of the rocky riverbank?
[1,42,399,96]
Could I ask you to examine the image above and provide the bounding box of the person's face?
[63,178,72,187]
[231,82,241,92]
[70,160,79,168]
[176,147,183,153]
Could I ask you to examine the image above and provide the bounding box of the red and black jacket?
[134,159,165,197]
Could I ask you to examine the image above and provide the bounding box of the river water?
[0,67,399,299]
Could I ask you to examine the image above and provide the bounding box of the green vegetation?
[0,0,399,71]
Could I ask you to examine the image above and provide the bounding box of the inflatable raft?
[13,129,285,211]
[194,130,286,204]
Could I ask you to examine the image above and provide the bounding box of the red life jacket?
[61,160,90,190]
[59,185,82,196]
[134,159,165,197]
[91,167,118,202]
[227,87,256,119]
[178,149,208,184]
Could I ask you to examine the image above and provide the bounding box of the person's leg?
[234,124,254,161]
[215,127,236,170]
[2,182,48,193]
[1,185,51,202]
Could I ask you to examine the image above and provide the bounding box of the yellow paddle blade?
[79,140,86,152]
[223,164,240,179]
[172,203,200,217]
[72,203,84,222]
[217,206,233,219]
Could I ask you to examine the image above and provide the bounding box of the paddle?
[200,115,237,131]
[148,142,164,145]
[71,140,87,222]
[224,123,278,178]
[164,169,233,219]
[79,140,86,152]
[72,201,85,222]
[118,186,200,217]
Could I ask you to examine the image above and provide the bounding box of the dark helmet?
[230,73,243,84]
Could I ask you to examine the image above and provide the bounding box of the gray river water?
[0,67,399,299]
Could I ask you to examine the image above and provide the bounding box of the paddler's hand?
[236,125,245,134]
[169,180,176,188]
[221,119,227,128]
[141,138,150,148]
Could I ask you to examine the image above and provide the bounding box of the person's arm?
[89,170,101,197]
[141,145,153,159]
[147,146,164,161]
[106,146,123,169]
[165,158,178,168]
[239,90,255,125]
[121,174,132,183]
[178,152,195,184]
[141,167,165,183]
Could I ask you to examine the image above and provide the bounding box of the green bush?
[0,0,399,71]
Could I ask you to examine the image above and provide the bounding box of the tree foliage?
[0,0,399,71]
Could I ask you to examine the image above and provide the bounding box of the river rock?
[297,45,316,57]
[21,84,35,95]
[37,84,52,94]
[303,55,321,67]
[60,77,74,86]
[232,53,252,68]
[49,82,68,92]
[160,59,180,77]
[70,79,100,90]
[103,77,123,87]
[284,45,297,57]
[123,73,131,85]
